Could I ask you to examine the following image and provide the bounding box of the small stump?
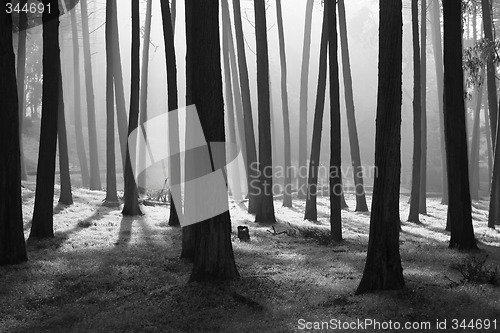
[237,226,250,242]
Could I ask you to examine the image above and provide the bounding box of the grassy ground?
[1,184,500,332]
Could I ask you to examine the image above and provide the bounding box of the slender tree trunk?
[57,69,73,205]
[188,0,239,282]
[160,0,180,226]
[408,0,422,223]
[485,106,493,193]
[254,0,276,224]
[275,0,292,207]
[470,68,484,200]
[327,0,342,241]
[122,0,142,216]
[490,114,500,227]
[419,0,427,214]
[298,0,314,199]
[104,0,119,207]
[171,0,176,34]
[70,6,90,188]
[338,0,368,212]
[233,0,258,214]
[138,0,153,192]
[356,0,405,295]
[17,0,27,181]
[81,0,101,190]
[431,0,448,205]
[30,0,61,239]
[442,0,477,250]
[481,0,498,149]
[0,5,28,265]
[304,8,328,222]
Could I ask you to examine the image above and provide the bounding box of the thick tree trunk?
[304,8,328,222]
[70,6,90,188]
[419,0,427,214]
[17,0,27,181]
[356,0,405,295]
[160,0,180,226]
[481,0,498,149]
[30,0,61,239]
[297,0,314,199]
[254,0,276,224]
[431,0,448,205]
[275,0,292,207]
[188,0,239,282]
[57,69,73,205]
[442,0,477,250]
[81,0,101,190]
[233,0,258,214]
[490,94,500,227]
[122,0,142,217]
[0,6,28,265]
[408,0,422,223]
[104,0,119,207]
[327,0,342,241]
[338,0,368,212]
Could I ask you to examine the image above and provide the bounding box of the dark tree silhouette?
[57,69,73,205]
[356,0,405,295]
[122,0,142,216]
[188,0,239,282]
[442,0,477,249]
[327,0,342,241]
[419,0,427,214]
[408,0,422,223]
[304,8,328,222]
[30,0,61,239]
[0,4,28,265]
[254,0,276,224]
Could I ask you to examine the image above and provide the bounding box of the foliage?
[451,256,500,286]
[463,38,500,93]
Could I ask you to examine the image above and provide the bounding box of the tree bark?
[122,0,142,217]
[298,0,315,199]
[304,8,328,222]
[188,0,239,282]
[233,0,258,214]
[254,0,276,224]
[442,0,477,250]
[0,5,28,265]
[338,0,368,212]
[17,0,27,181]
[469,67,485,200]
[356,0,405,295]
[30,0,61,239]
[70,6,90,188]
[81,0,101,190]
[408,0,422,223]
[419,0,427,214]
[327,0,342,241]
[57,69,73,205]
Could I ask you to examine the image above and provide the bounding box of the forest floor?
[1,184,500,332]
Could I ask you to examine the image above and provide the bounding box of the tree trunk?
[104,0,119,207]
[0,6,28,265]
[122,0,142,217]
[275,0,292,207]
[70,6,90,188]
[81,0,101,190]
[356,0,405,295]
[138,0,153,193]
[338,0,368,212]
[254,0,276,224]
[160,0,180,226]
[485,106,493,193]
[469,67,484,200]
[298,0,314,199]
[442,0,477,250]
[304,8,328,222]
[430,0,448,205]
[408,0,422,223]
[30,0,61,239]
[57,69,73,205]
[419,0,427,214]
[481,0,498,149]
[17,0,27,181]
[171,0,176,34]
[188,0,239,282]
[327,0,342,241]
[489,95,500,227]
[233,0,258,214]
